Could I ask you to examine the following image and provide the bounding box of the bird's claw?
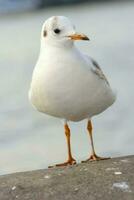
[48,158,76,168]
[81,154,110,163]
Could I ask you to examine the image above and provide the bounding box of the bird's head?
[41,16,89,48]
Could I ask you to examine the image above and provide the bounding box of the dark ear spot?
[43,30,47,37]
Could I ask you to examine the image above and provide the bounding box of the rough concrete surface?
[0,156,134,200]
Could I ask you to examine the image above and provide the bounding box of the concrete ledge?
[0,156,134,200]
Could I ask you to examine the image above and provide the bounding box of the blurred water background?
[0,0,134,175]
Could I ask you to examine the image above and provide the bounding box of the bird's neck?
[40,41,76,57]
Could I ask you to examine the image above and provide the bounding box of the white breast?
[29,46,115,121]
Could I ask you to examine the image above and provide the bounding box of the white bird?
[29,16,116,167]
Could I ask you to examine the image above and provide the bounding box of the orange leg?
[82,120,110,162]
[49,123,76,168]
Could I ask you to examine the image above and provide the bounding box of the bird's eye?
[54,28,61,34]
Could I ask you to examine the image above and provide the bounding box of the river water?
[0,1,134,175]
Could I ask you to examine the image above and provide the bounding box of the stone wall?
[0,156,134,200]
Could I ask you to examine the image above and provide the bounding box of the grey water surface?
[0,1,134,175]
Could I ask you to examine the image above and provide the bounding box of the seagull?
[29,16,116,167]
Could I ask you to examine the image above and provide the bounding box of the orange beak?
[67,33,89,41]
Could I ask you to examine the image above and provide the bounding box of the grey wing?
[85,54,109,85]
